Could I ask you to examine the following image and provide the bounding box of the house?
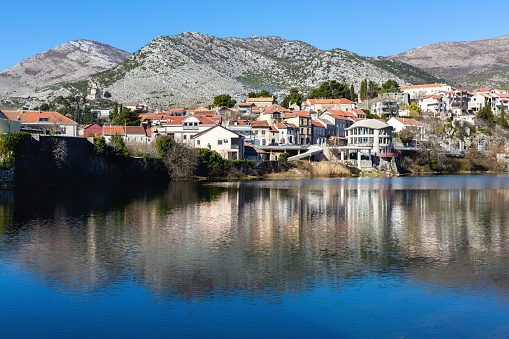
[102,125,149,143]
[155,115,221,145]
[238,102,256,115]
[192,125,244,160]
[352,109,367,119]
[227,119,255,142]
[3,110,78,136]
[376,92,410,106]
[216,107,233,120]
[284,111,312,145]
[468,93,496,115]
[401,84,452,99]
[311,121,326,145]
[91,109,110,118]
[318,111,355,138]
[345,119,392,154]
[258,109,286,125]
[418,93,447,115]
[371,101,399,118]
[83,123,103,137]
[302,98,356,112]
[274,123,299,145]
[246,97,275,107]
[124,104,148,113]
[244,142,268,161]
[0,111,20,134]
[387,117,428,141]
[250,120,271,146]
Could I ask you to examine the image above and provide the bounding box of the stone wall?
[15,136,168,185]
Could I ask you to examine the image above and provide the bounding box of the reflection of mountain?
[1,178,509,300]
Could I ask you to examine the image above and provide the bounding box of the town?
[1,80,508,175]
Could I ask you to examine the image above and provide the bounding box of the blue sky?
[1,0,506,71]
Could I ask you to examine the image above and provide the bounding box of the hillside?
[90,32,442,108]
[390,35,509,89]
[0,40,131,98]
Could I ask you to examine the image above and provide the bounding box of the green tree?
[380,79,401,93]
[197,148,228,178]
[109,133,128,157]
[476,99,494,125]
[309,80,350,99]
[247,90,272,98]
[212,94,236,108]
[367,80,379,99]
[114,107,141,126]
[350,84,356,102]
[360,79,367,100]
[500,104,508,129]
[281,88,303,108]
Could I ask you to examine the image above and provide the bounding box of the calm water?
[2,175,509,338]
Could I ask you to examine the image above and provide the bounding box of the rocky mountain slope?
[390,35,509,89]
[0,40,131,98]
[91,32,442,108]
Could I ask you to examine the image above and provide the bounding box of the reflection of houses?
[346,119,392,154]
[387,117,428,141]
[4,110,78,136]
[192,125,244,160]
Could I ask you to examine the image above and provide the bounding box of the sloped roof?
[346,119,390,130]
[250,120,269,127]
[401,84,443,89]
[247,97,274,102]
[4,111,76,124]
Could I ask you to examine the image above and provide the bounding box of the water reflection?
[1,177,509,302]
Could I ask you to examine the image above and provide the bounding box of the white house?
[155,115,221,146]
[401,84,452,99]
[345,119,392,154]
[387,117,428,141]
[192,125,244,160]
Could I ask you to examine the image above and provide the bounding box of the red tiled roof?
[305,98,354,105]
[393,117,424,126]
[250,120,269,127]
[401,84,443,89]
[4,111,76,124]
[245,142,267,154]
[311,121,325,128]
[327,109,356,118]
[247,97,274,102]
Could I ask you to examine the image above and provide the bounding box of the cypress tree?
[360,79,367,101]
[501,103,508,129]
[350,84,356,102]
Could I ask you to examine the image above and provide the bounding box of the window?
[224,139,229,144]
[218,139,223,145]
[197,140,201,145]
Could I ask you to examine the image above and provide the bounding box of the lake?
[1,175,509,338]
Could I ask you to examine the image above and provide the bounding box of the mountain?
[0,40,131,98]
[90,32,442,108]
[390,35,509,89]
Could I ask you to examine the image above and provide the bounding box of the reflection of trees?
[1,179,509,301]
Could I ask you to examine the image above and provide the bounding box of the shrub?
[0,132,30,170]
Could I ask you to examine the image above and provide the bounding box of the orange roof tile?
[401,84,443,89]
[4,111,76,124]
